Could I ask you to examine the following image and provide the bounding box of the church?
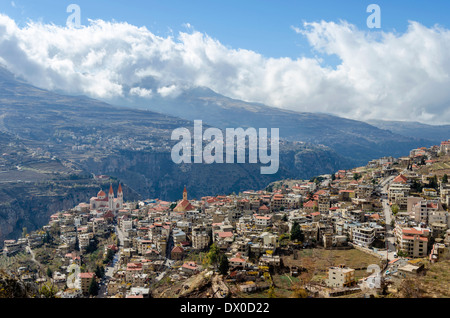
[90,183,123,212]
[173,186,195,212]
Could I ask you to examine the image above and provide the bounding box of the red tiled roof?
[171,246,184,253]
[182,262,198,270]
[230,258,245,263]
[97,190,106,197]
[218,231,234,238]
[79,272,95,279]
[393,174,408,184]
[402,228,428,235]
[303,200,317,208]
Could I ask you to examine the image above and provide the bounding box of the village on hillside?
[1,140,450,298]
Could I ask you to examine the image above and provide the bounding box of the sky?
[1,0,450,124]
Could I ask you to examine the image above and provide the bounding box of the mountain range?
[367,119,450,145]
[0,66,350,201]
[0,65,447,241]
[108,84,436,166]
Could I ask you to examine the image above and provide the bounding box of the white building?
[352,227,375,247]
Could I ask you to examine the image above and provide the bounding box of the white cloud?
[0,14,449,124]
[157,85,181,98]
[129,87,153,98]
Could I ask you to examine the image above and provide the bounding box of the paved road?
[97,226,123,298]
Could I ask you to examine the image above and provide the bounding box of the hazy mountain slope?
[111,86,431,165]
[0,66,350,202]
[367,119,450,144]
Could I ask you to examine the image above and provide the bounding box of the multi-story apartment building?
[395,226,430,258]
[325,265,356,288]
[78,272,95,295]
[352,227,375,247]
[318,194,330,214]
[388,175,410,209]
[411,200,444,224]
[254,214,273,229]
[191,225,210,250]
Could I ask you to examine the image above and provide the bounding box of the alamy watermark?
[360,264,383,289]
[367,4,381,29]
[171,120,279,175]
[66,4,81,28]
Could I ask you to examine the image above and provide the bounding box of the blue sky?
[4,0,450,59]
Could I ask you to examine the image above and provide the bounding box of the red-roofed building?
[215,231,234,241]
[389,175,411,208]
[411,199,444,223]
[79,272,96,295]
[259,204,270,213]
[393,174,408,184]
[229,256,246,268]
[395,226,430,258]
[254,214,273,228]
[440,140,450,154]
[303,200,318,214]
[173,186,195,212]
[181,261,200,274]
[171,246,185,260]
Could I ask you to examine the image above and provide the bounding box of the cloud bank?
[0,14,449,124]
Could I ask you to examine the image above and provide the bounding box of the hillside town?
[2,140,450,298]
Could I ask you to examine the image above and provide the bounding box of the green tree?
[88,277,99,297]
[74,235,80,251]
[39,283,58,298]
[411,180,423,193]
[442,174,448,184]
[205,243,221,268]
[290,221,304,242]
[391,205,399,215]
[85,237,98,254]
[218,255,229,276]
[103,248,114,264]
[281,214,288,222]
[95,265,105,279]
[429,175,438,189]
[46,267,53,278]
[43,231,52,244]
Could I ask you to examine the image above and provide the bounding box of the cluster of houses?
[386,143,450,261]
[2,140,450,298]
